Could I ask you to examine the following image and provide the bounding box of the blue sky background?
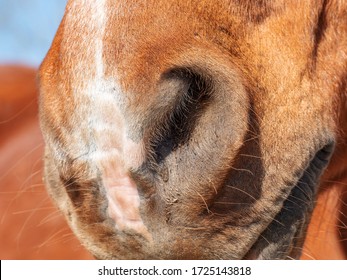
[0,0,67,66]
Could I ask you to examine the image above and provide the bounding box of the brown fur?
[39,0,347,259]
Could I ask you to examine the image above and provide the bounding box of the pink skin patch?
[105,176,143,230]
[97,141,151,241]
[104,174,152,241]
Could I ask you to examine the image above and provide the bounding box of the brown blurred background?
[0,0,92,259]
[0,65,92,259]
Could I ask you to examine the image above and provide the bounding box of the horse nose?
[122,49,250,216]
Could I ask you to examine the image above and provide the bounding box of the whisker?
[38,227,73,248]
[225,185,257,201]
[0,100,36,124]
[0,142,43,181]
[12,207,57,215]
[195,191,212,214]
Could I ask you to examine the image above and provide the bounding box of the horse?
[38,0,347,259]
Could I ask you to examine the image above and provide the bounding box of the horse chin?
[87,143,335,260]
[244,143,334,260]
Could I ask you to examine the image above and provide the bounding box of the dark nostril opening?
[315,142,335,167]
[150,68,213,164]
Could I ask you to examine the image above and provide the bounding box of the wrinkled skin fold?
[39,0,347,259]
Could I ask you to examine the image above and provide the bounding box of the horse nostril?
[150,68,213,164]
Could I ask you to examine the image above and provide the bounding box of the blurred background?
[0,0,66,66]
[0,0,92,259]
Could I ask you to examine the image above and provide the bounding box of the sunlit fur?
[38,0,347,259]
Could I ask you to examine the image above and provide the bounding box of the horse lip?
[243,142,335,260]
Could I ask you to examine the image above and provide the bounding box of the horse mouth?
[243,143,334,259]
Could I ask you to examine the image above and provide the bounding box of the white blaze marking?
[63,0,150,240]
[94,0,105,80]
